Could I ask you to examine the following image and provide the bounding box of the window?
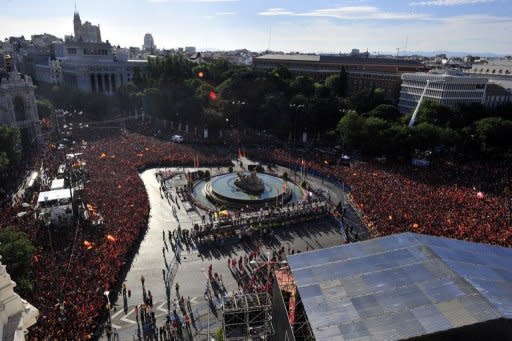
[67,48,77,55]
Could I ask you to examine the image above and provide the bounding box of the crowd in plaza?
[1,125,510,338]
[260,149,512,247]
[1,132,231,339]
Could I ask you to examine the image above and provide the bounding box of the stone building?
[0,260,39,340]
[253,54,427,103]
[0,56,42,145]
[73,11,102,43]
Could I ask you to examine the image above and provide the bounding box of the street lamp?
[201,268,211,340]
[104,290,112,340]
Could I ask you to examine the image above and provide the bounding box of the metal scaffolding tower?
[222,292,274,340]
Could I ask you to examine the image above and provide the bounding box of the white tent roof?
[37,189,72,203]
[50,179,65,190]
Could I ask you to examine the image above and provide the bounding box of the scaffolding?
[275,267,315,341]
[222,292,274,340]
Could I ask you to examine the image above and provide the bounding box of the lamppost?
[104,290,113,340]
[201,268,211,340]
[231,100,246,129]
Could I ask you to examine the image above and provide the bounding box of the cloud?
[259,8,295,16]
[149,0,238,2]
[259,6,427,20]
[257,14,512,54]
[410,0,493,6]
[215,11,236,16]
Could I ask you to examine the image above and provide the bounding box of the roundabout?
[192,170,305,210]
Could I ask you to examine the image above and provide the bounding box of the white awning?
[50,179,65,190]
[37,189,72,203]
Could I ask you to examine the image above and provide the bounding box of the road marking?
[120,313,137,325]
[189,296,199,305]
[111,307,129,319]
[156,300,168,314]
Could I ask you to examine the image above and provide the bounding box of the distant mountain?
[399,50,509,58]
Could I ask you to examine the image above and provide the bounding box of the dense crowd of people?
[1,125,510,338]
[1,132,231,339]
[261,149,511,247]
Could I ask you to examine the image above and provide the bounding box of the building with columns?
[32,12,147,94]
[0,57,42,145]
[56,39,146,94]
[0,259,39,340]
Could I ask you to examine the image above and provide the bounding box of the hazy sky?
[1,0,511,54]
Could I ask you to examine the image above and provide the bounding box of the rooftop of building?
[287,232,512,341]
[255,54,424,66]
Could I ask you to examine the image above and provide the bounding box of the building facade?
[398,71,487,114]
[31,13,147,95]
[469,60,512,77]
[0,260,39,340]
[0,61,42,145]
[73,11,101,43]
[253,54,427,102]
[143,34,155,52]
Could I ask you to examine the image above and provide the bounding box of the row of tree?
[34,55,512,158]
[337,101,512,158]
[0,125,21,190]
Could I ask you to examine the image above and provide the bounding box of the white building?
[0,260,39,340]
[398,70,487,114]
[33,12,148,94]
[34,57,62,85]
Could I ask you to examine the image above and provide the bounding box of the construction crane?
[408,80,430,128]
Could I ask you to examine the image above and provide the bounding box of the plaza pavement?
[103,160,367,340]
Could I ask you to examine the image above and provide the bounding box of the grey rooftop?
[287,232,512,341]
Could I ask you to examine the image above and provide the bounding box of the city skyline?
[1,0,512,55]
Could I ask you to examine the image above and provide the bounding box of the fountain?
[192,165,304,209]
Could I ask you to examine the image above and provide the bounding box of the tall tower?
[73,10,82,39]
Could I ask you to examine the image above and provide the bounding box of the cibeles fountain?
[192,165,305,210]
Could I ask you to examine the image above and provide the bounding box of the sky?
[1,0,511,55]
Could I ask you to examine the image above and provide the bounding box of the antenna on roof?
[74,0,77,13]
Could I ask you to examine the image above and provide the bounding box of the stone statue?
[234,170,264,195]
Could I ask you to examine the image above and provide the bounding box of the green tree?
[410,122,442,150]
[383,123,412,157]
[272,65,292,80]
[339,66,348,97]
[291,76,315,97]
[0,227,36,296]
[0,125,21,166]
[475,117,512,150]
[336,110,364,149]
[416,101,455,127]
[36,98,53,118]
[325,74,341,97]
[360,117,390,155]
[366,104,402,122]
